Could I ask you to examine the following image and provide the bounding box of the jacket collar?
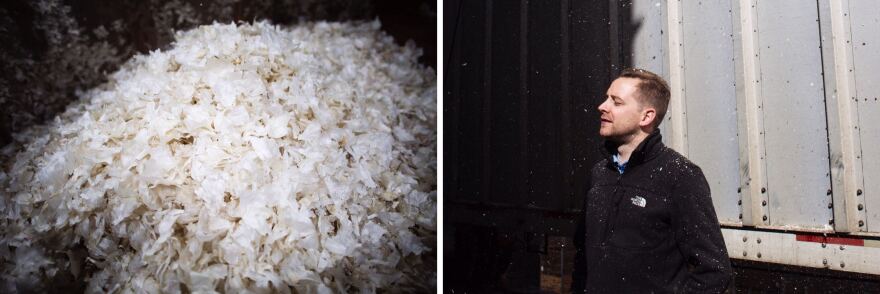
[603,129,665,171]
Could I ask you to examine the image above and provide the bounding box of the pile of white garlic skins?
[0,20,436,293]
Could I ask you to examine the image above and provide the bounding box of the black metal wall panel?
[446,0,624,224]
[526,0,564,210]
[445,0,634,292]
[487,0,524,205]
[442,0,458,205]
[450,0,487,203]
[569,0,614,213]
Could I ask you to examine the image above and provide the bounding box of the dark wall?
[443,0,638,292]
[444,0,634,232]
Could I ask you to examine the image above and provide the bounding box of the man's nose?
[597,100,608,112]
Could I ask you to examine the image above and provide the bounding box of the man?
[571,68,732,293]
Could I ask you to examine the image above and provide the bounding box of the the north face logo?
[630,195,646,208]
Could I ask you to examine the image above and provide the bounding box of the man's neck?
[615,131,650,163]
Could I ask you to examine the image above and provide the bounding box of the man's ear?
[639,107,656,127]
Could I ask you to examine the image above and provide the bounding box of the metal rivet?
[743,251,748,257]
[738,200,742,205]
[739,213,743,219]
[762,200,767,206]
[841,262,846,268]
[743,236,748,242]
[828,203,833,209]
[829,219,834,225]
[822,243,827,248]
[840,245,845,250]
[859,220,865,227]
[761,187,767,193]
[827,189,832,195]
[738,187,742,193]
[763,215,768,221]
[757,252,762,258]
[822,258,828,265]
[857,189,863,195]
[858,204,864,210]
[757,238,762,244]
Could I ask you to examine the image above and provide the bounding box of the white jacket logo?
[631,195,646,208]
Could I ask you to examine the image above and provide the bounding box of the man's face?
[598,77,649,141]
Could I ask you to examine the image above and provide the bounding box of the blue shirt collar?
[612,153,627,174]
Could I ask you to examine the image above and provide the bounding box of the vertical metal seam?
[731,0,749,225]
[450,0,464,202]
[609,0,621,74]
[846,0,867,230]
[817,0,846,231]
[519,0,529,206]
[752,0,769,227]
[561,0,572,211]
[660,0,670,80]
[829,0,867,232]
[481,0,493,203]
[659,0,671,144]
[666,0,688,156]
[739,0,769,226]
[816,0,834,228]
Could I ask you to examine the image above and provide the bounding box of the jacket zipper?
[601,172,624,245]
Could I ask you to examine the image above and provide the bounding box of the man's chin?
[599,132,624,142]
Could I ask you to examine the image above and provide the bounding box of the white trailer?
[623,0,880,276]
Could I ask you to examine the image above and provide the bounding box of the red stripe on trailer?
[794,235,865,246]
[796,234,864,246]
[827,237,865,246]
[795,235,825,243]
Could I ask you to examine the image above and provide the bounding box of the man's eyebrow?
[609,95,622,101]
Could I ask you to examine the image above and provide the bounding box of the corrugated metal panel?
[450,0,488,204]
[446,0,621,228]
[732,0,749,226]
[625,0,665,73]
[680,0,742,224]
[663,0,687,153]
[442,0,459,206]
[849,0,880,232]
[526,0,564,209]
[482,0,494,207]
[827,0,867,233]
[756,1,832,229]
[447,0,880,235]
[487,0,522,205]
[818,0,848,234]
[737,0,771,227]
[569,0,615,214]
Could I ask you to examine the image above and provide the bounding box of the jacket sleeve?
[672,166,733,293]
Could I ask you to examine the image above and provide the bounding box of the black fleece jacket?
[571,131,732,293]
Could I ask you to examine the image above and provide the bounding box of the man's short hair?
[619,68,671,129]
